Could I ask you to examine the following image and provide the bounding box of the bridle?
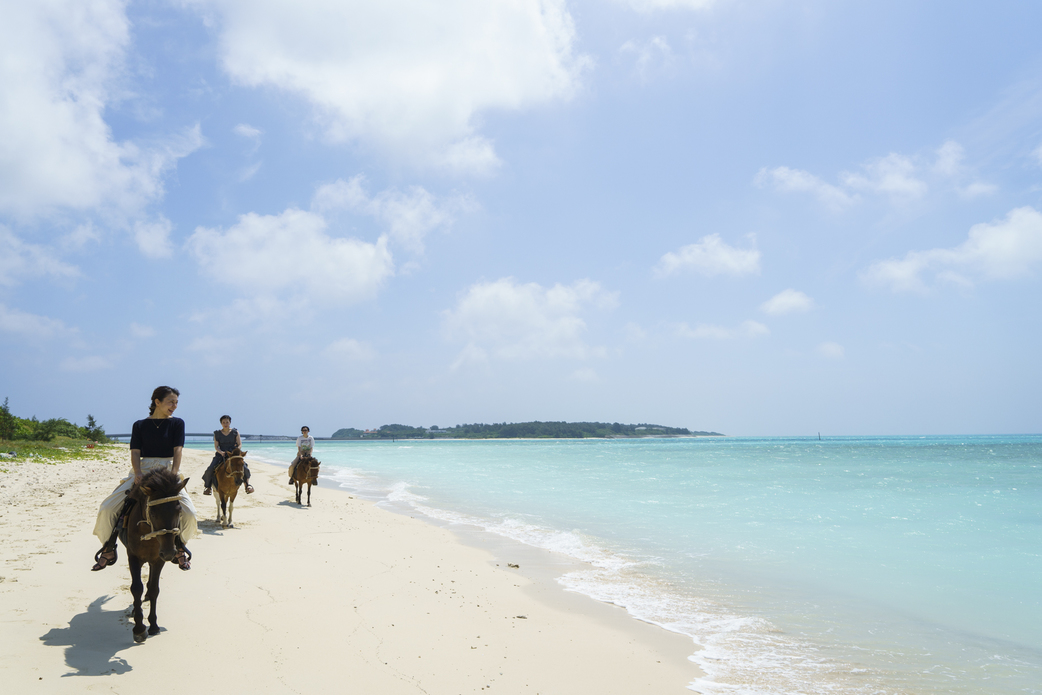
[219,454,245,477]
[140,494,181,541]
[299,455,320,482]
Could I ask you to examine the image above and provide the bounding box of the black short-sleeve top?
[214,428,239,451]
[130,417,186,458]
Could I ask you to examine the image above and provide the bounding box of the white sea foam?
[331,472,900,694]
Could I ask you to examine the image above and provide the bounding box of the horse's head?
[225,449,247,484]
[135,468,189,561]
[304,455,320,483]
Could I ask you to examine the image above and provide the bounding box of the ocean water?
[190,435,1042,694]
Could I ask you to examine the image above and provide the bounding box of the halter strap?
[140,494,182,541]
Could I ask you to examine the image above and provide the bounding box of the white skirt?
[92,457,198,544]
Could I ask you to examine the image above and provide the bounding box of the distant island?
[331,422,724,440]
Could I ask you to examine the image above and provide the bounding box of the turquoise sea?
[188,435,1041,694]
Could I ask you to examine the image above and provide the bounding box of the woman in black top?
[202,415,254,495]
[91,386,198,571]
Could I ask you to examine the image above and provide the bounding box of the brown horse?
[121,468,189,643]
[292,453,320,506]
[214,448,247,528]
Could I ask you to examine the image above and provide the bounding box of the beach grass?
[0,437,120,469]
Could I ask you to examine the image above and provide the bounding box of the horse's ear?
[177,478,189,493]
[140,485,153,497]
[241,450,248,456]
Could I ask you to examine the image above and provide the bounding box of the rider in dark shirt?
[202,415,253,495]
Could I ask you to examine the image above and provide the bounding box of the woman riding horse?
[91,386,198,571]
[203,415,254,496]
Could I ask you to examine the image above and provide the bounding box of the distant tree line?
[331,421,722,440]
[0,397,110,443]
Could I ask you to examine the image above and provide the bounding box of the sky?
[2,0,1042,437]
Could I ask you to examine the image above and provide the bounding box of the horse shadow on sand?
[196,518,233,535]
[39,595,140,676]
[276,499,313,509]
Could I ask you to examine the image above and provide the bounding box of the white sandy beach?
[0,445,700,693]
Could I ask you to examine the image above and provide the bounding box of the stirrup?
[92,545,117,571]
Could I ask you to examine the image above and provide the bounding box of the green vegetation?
[0,437,119,467]
[0,398,110,443]
[331,421,723,440]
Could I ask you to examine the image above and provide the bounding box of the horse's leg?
[128,553,147,643]
[218,490,228,527]
[146,560,163,636]
[227,489,236,527]
[295,481,302,505]
[307,481,312,507]
[215,485,223,523]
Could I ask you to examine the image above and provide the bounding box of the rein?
[299,457,320,481]
[218,455,245,475]
[140,494,181,541]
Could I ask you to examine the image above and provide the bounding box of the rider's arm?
[171,446,183,476]
[131,448,143,485]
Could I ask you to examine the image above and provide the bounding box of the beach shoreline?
[0,444,701,693]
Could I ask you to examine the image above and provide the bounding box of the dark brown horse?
[292,453,320,506]
[121,468,188,643]
[213,448,247,528]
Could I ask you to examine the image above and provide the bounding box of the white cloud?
[61,223,102,250]
[676,320,769,340]
[185,0,588,174]
[443,277,617,365]
[959,181,998,199]
[933,141,996,198]
[759,144,1007,209]
[933,140,964,177]
[861,206,1042,292]
[816,342,844,359]
[840,153,927,200]
[133,216,175,259]
[0,303,71,339]
[187,207,394,308]
[325,338,376,361]
[233,123,263,139]
[761,289,813,315]
[237,162,262,182]
[313,176,471,254]
[0,3,202,220]
[620,37,674,80]
[60,355,113,372]
[0,226,81,287]
[655,234,760,278]
[623,322,647,342]
[754,167,856,210]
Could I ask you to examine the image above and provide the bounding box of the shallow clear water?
[190,435,1042,694]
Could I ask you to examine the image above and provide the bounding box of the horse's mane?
[138,467,181,496]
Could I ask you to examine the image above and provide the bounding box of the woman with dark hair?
[287,425,314,484]
[91,386,198,571]
[202,415,253,495]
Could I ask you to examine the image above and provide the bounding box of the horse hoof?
[133,631,146,644]
[148,625,161,636]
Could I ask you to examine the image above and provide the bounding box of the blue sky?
[3,0,1042,437]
